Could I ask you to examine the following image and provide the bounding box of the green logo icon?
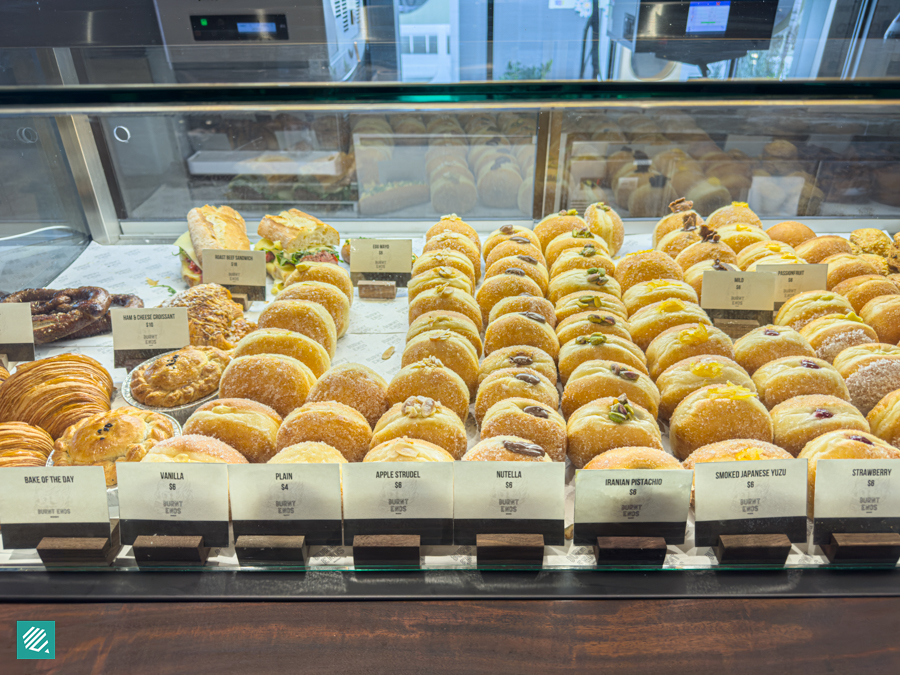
[17,621,55,659]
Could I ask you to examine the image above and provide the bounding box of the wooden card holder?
[132,535,210,567]
[476,534,544,568]
[37,524,121,567]
[821,533,900,566]
[353,534,421,568]
[230,293,251,310]
[358,280,397,299]
[714,533,792,565]
[594,536,667,567]
[235,535,308,566]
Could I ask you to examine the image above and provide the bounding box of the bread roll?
[140,434,248,464]
[183,398,282,463]
[276,401,372,462]
[258,299,337,357]
[656,355,755,421]
[388,356,470,422]
[566,396,663,469]
[305,363,389,428]
[268,442,347,463]
[370,396,467,459]
[219,354,316,418]
[480,398,567,462]
[771,395,869,456]
[233,328,330,378]
[276,281,350,338]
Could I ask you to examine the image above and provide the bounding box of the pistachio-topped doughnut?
[545,229,609,268]
[548,267,622,304]
[566,395,663,468]
[555,310,632,345]
[584,201,625,255]
[549,246,617,282]
[555,291,628,324]
[534,209,588,251]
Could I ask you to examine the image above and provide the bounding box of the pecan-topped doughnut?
[66,294,144,339]
[3,287,112,344]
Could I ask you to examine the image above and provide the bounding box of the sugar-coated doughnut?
[867,389,900,449]
[364,437,455,463]
[388,356,470,422]
[821,254,880,290]
[746,253,807,271]
[714,222,771,254]
[566,395,663,469]
[548,267,622,304]
[407,310,483,357]
[737,241,798,270]
[277,281,351,338]
[422,231,482,278]
[674,228,738,271]
[622,279,699,317]
[484,255,550,295]
[534,209,588,251]
[482,224,541,261]
[219,354,316,418]
[751,355,849,409]
[555,291,628,323]
[545,229,609,268]
[833,274,899,313]
[548,247,616,282]
[645,322,734,381]
[682,439,791,472]
[474,367,559,424]
[774,290,854,330]
[652,199,704,248]
[850,228,893,258]
[426,214,481,251]
[860,295,900,344]
[656,355,755,421]
[682,258,739,301]
[733,324,815,375]
[475,272,543,325]
[305,363,389,428]
[139,435,246,466]
[480,398,567,462]
[628,299,711,352]
[799,313,877,363]
[583,446,683,471]
[655,223,701,258]
[233,328,330,378]
[706,201,762,229]
[282,262,353,306]
[269,442,347,464]
[833,343,900,414]
[558,333,647,384]
[669,383,773,460]
[765,221,816,248]
[408,266,474,302]
[771,394,869,457]
[483,311,560,360]
[184,398,282,463]
[615,251,684,293]
[562,359,660,419]
[584,202,625,256]
[276,401,372,462]
[478,345,557,386]
[795,235,852,264]
[858,253,891,276]
[408,284,483,331]
[485,237,547,270]
[462,435,553,462]
[370,396,467,459]
[257,299,337,357]
[402,329,479,397]
[555,311,632,345]
[412,249,476,288]
[488,295,556,329]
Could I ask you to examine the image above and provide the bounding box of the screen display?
[236,22,277,34]
[685,1,731,33]
[190,15,288,41]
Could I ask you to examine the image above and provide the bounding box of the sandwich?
[255,208,340,281]
[175,205,250,287]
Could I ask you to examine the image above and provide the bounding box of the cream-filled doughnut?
[480,398,567,462]
[462,435,553,462]
[622,279,699,317]
[305,363,390,428]
[545,229,609,268]
[627,299,711,352]
[832,274,899,314]
[774,290,854,330]
[615,250,684,293]
[277,281,350,338]
[219,354,316,418]
[555,311,632,345]
[474,367,559,425]
[483,311,560,360]
[561,359,660,419]
[833,343,900,414]
[795,235,852,264]
[583,446,683,471]
[276,401,372,462]
[233,328,330,378]
[488,295,556,328]
[751,355,849,409]
[484,255,550,295]
[558,333,648,383]
[860,295,900,344]
[370,396,467,459]
[475,272,543,325]
[771,394,869,456]
[409,284,483,331]
[656,355,755,421]
[257,299,337,357]
[548,246,617,282]
[407,310,483,357]
[548,267,621,304]
[478,345,558,387]
[584,202,625,256]
[401,329,480,397]
[566,396,663,469]
[733,324,816,375]
[645,322,734,381]
[555,291,628,324]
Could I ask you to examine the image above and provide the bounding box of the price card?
[701,270,776,339]
[117,463,230,548]
[767,264,828,310]
[111,307,189,369]
[0,467,109,549]
[229,464,343,546]
[349,239,412,287]
[812,460,900,546]
[453,462,565,545]
[201,249,266,301]
[573,469,693,545]
[693,459,808,547]
[0,303,35,363]
[342,463,453,545]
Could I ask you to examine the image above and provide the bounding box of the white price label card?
[201,249,266,301]
[453,462,565,545]
[701,270,776,339]
[350,239,412,275]
[342,463,453,545]
[117,463,230,547]
[694,459,808,546]
[0,467,109,549]
[573,469,693,544]
[0,302,35,363]
[767,264,828,309]
[812,460,900,545]
[229,464,343,546]
[111,307,190,369]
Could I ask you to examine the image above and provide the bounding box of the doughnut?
[669,383,773,460]
[558,333,648,383]
[408,284,483,331]
[682,440,791,472]
[584,202,625,255]
[733,324,816,375]
[548,267,622,304]
[219,354,316,418]
[412,249,476,289]
[483,311,561,360]
[276,401,372,462]
[821,254,880,290]
[408,266,474,302]
[484,237,546,270]
[850,228,893,258]
[858,253,891,276]
[258,299,337,357]
[834,343,900,414]
[474,367,559,424]
[183,398,282,463]
[655,224,701,258]
[752,355,849,410]
[478,345,557,386]
[3,286,112,344]
[462,435,553,462]
[233,328,330,378]
[282,262,353,305]
[867,389,900,449]
[621,280,699,319]
[674,227,738,271]
[798,430,900,516]
[616,250,684,293]
[736,241,798,270]
[583,446,683,471]
[628,299,711,351]
[401,329,479,397]
[656,355,755,421]
[388,356,470,422]
[269,442,347,464]
[714,222,771,254]
[860,295,900,343]
[555,291,628,323]
[774,290,854,330]
[475,272,543,325]
[370,396,467,459]
[652,199,704,247]
[645,322,734,381]
[305,363,390,428]
[139,435,247,465]
[488,296,556,328]
[561,359,660,419]
[364,437,455,463]
[534,209,588,251]
[556,311,632,345]
[277,281,350,338]
[407,310,483,357]
[426,214,481,251]
[746,253,807,271]
[545,229,609,268]
[482,224,541,261]
[548,246,617,282]
[484,255,550,295]
[422,231,482,278]
[566,396,663,469]
[706,201,762,229]
[770,394,869,457]
[799,313,877,363]
[765,221,816,248]
[795,235,852,264]
[480,398,567,462]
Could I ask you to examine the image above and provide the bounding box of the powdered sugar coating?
[846,359,900,415]
[814,328,876,363]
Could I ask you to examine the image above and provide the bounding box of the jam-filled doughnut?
[370,396,468,459]
[480,398,567,462]
[559,333,647,384]
[412,249,476,289]
[833,343,900,415]
[583,446,683,471]
[615,250,684,294]
[484,255,549,295]
[402,329,480,397]
[548,267,622,304]
[751,355,849,409]
[584,201,625,255]
[555,291,628,323]
[566,395,663,469]
[462,435,553,462]
[860,295,900,344]
[556,311,632,345]
[478,345,557,386]
[832,274,899,313]
[771,394,869,457]
[482,224,541,262]
[627,299,711,352]
[794,235,852,264]
[407,310,483,357]
[765,221,816,248]
[548,246,616,281]
[474,367,559,425]
[488,295,556,328]
[656,355,755,421]
[483,311,560,360]
[799,312,877,363]
[545,229,609,268]
[534,209,588,251]
[645,322,734,381]
[733,324,816,375]
[409,284,483,331]
[622,279,699,317]
[561,359,660,419]
[774,290,854,330]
